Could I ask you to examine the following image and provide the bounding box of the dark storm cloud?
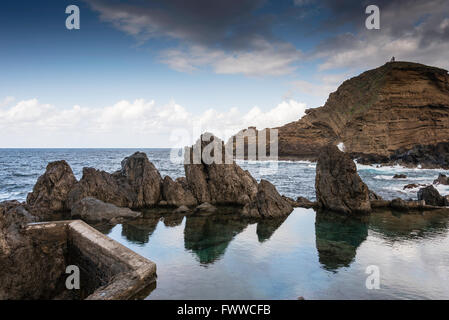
[85,0,278,50]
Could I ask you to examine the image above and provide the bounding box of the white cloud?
[0,98,307,148]
[160,41,301,76]
[0,96,15,108]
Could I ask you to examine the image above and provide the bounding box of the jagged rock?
[185,133,292,218]
[283,196,316,209]
[174,205,190,214]
[162,176,197,207]
[404,183,427,190]
[68,152,162,209]
[316,145,371,214]
[253,180,293,218]
[194,202,217,214]
[433,173,449,185]
[71,197,141,222]
[26,160,77,216]
[393,174,407,179]
[417,185,448,206]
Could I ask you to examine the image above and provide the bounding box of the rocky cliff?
[233,61,449,167]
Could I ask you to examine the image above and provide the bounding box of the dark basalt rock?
[316,145,371,214]
[26,160,77,217]
[185,133,293,218]
[417,185,448,206]
[393,174,407,179]
[68,152,162,209]
[433,173,449,185]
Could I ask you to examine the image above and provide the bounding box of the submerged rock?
[26,160,77,217]
[68,152,162,209]
[393,174,407,179]
[174,205,190,214]
[315,145,371,214]
[417,185,448,206]
[194,202,217,214]
[71,197,141,222]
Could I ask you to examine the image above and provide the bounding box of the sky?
[0,0,448,147]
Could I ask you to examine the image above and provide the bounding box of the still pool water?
[100,208,449,300]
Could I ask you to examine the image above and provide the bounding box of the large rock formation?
[231,62,449,167]
[315,145,371,214]
[26,160,77,216]
[185,133,293,218]
[68,152,162,209]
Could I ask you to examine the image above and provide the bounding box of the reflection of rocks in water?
[256,216,287,243]
[369,208,449,241]
[162,214,185,227]
[184,212,250,264]
[315,211,368,271]
[121,216,161,245]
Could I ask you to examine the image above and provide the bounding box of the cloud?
[0,96,15,108]
[85,0,302,76]
[314,0,449,70]
[0,98,307,148]
[160,41,301,76]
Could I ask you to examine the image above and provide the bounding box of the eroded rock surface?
[316,145,371,214]
[162,176,197,207]
[71,197,141,222]
[418,185,448,206]
[185,133,292,218]
[68,152,162,209]
[26,160,77,217]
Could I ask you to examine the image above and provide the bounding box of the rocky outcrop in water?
[315,145,371,214]
[26,160,77,217]
[71,197,142,222]
[434,174,449,185]
[68,152,162,209]
[417,185,448,206]
[185,133,293,218]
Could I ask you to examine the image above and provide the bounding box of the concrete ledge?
[26,220,157,300]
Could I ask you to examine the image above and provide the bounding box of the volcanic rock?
[315,145,371,214]
[194,202,217,214]
[68,152,162,209]
[162,176,197,207]
[417,185,448,206]
[393,174,407,179]
[433,173,449,185]
[26,160,77,216]
[71,197,141,222]
[185,133,292,218]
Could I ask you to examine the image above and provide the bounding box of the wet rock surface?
[434,173,449,185]
[315,145,371,214]
[418,185,448,206]
[71,197,142,222]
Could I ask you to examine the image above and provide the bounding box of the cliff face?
[248,62,449,162]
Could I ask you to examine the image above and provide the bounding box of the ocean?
[1,148,449,299]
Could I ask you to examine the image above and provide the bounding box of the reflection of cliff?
[256,217,287,243]
[315,212,368,271]
[184,214,250,264]
[368,208,449,241]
